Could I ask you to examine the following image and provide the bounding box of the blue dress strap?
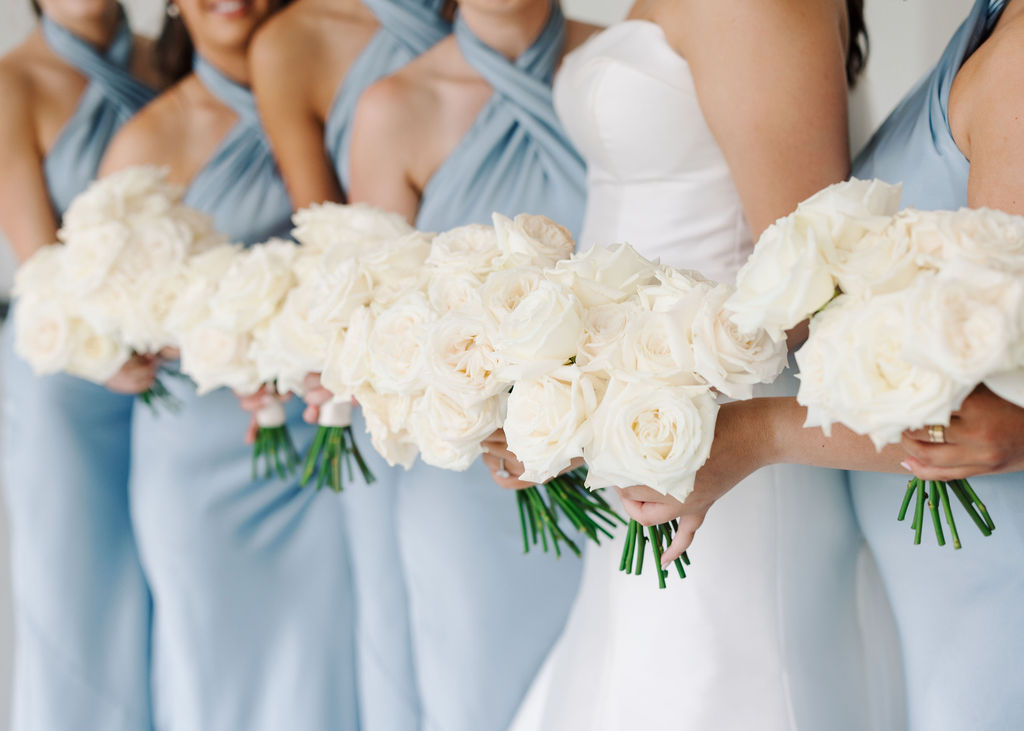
[186,56,292,244]
[416,1,587,234]
[324,0,451,192]
[39,12,155,215]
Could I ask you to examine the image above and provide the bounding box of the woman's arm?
[0,66,60,262]
[250,18,344,208]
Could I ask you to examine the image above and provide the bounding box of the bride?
[482,1,885,729]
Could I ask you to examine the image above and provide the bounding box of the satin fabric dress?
[1,15,155,731]
[392,6,586,730]
[322,4,449,727]
[510,20,874,731]
[851,2,1024,729]
[127,58,357,731]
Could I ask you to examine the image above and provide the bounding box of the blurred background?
[0,0,975,726]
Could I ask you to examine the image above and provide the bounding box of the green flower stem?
[913,478,926,545]
[957,479,995,531]
[648,526,667,590]
[251,425,300,481]
[949,481,992,537]
[619,518,689,588]
[623,520,637,574]
[516,490,530,554]
[937,482,962,550]
[898,481,917,521]
[138,374,182,416]
[927,481,945,547]
[301,425,375,493]
[634,530,646,575]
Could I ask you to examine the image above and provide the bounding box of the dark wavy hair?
[30,0,40,16]
[154,0,294,84]
[846,0,868,86]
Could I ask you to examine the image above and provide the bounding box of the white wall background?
[0,0,976,727]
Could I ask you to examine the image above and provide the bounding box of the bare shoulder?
[101,82,191,174]
[0,45,35,119]
[950,8,1024,157]
[564,19,603,54]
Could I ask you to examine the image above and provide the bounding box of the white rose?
[356,386,419,469]
[179,324,259,395]
[365,231,434,306]
[61,166,182,232]
[795,292,970,448]
[826,216,925,297]
[59,221,131,295]
[208,239,298,333]
[585,378,718,502]
[795,178,902,250]
[13,244,64,298]
[164,243,242,339]
[307,248,373,329]
[66,326,130,383]
[252,283,332,395]
[618,309,702,387]
[13,294,76,374]
[637,266,713,313]
[424,311,505,403]
[117,265,190,352]
[291,202,413,255]
[493,212,575,269]
[691,283,788,399]
[479,267,543,328]
[427,270,483,315]
[321,305,374,400]
[549,243,660,308]
[576,300,641,373]
[425,224,501,275]
[727,215,837,341]
[367,292,434,394]
[902,263,1024,386]
[410,388,503,471]
[504,365,601,483]
[940,207,1024,272]
[495,279,584,380]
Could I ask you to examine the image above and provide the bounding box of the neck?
[196,46,251,87]
[458,1,552,61]
[45,3,122,50]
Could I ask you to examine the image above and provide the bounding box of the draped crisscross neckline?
[193,56,261,127]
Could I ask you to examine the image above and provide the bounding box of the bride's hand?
[901,385,1024,479]
[615,486,709,565]
[106,353,160,395]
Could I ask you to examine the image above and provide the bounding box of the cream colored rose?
[549,243,660,308]
[576,300,642,373]
[584,378,718,502]
[179,324,259,396]
[164,243,242,339]
[13,244,64,298]
[618,310,702,387]
[13,294,76,374]
[424,311,504,403]
[409,388,503,471]
[60,166,182,233]
[795,293,970,449]
[494,279,584,380]
[367,292,434,394]
[321,305,374,400]
[208,239,298,333]
[479,267,543,328]
[727,215,837,342]
[59,221,131,296]
[493,212,575,269]
[356,386,419,469]
[291,202,413,255]
[795,178,901,250]
[426,224,501,275]
[941,207,1024,272]
[252,282,332,396]
[637,266,713,313]
[691,283,787,399]
[365,231,434,306]
[65,327,130,383]
[825,216,924,297]
[427,270,483,315]
[504,365,601,483]
[903,264,1024,386]
[307,248,373,329]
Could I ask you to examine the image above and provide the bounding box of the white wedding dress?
[511,21,895,731]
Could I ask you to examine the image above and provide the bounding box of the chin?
[456,0,541,15]
[181,0,275,50]
[37,0,118,23]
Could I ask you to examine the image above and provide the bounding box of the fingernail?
[900,460,912,472]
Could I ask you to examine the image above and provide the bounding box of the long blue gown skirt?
[2,16,155,731]
[323,3,450,728]
[397,6,587,730]
[126,58,357,730]
[850,1,1024,728]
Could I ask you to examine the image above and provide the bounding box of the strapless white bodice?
[554,20,751,283]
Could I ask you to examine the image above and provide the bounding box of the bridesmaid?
[623,0,1024,728]
[347,2,595,729]
[0,2,158,728]
[249,3,449,728]
[99,2,358,729]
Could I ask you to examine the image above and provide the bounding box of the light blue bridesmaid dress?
[126,58,357,731]
[1,15,155,731]
[395,5,586,730]
[851,2,1024,729]
[322,3,450,729]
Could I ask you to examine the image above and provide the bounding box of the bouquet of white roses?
[254,203,417,491]
[172,237,302,479]
[726,178,1024,547]
[497,242,787,585]
[15,166,223,410]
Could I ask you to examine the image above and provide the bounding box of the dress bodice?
[40,12,155,218]
[323,0,450,192]
[184,57,292,246]
[553,20,750,283]
[415,2,586,236]
[853,0,1006,209]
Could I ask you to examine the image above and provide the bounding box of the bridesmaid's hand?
[300,372,333,425]
[901,385,1024,480]
[106,353,160,395]
[236,386,292,444]
[481,429,535,490]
